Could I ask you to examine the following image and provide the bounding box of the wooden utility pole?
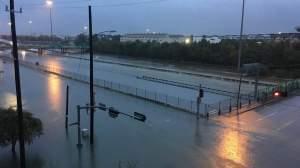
[88,5,95,145]
[8,0,26,167]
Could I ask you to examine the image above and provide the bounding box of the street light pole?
[237,0,245,72]
[236,0,246,114]
[46,0,53,40]
[8,0,26,167]
[88,5,95,145]
[28,20,32,35]
[50,7,53,39]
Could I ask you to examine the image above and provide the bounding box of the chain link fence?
[207,79,300,116]
[3,55,299,118]
[1,56,209,116]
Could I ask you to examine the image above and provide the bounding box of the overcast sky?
[0,0,299,36]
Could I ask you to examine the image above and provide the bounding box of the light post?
[237,0,246,72]
[28,20,32,35]
[88,5,95,145]
[46,0,53,40]
[236,0,246,115]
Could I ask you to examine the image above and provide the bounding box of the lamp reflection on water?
[217,128,250,167]
[47,59,62,74]
[0,92,17,109]
[21,50,26,60]
[47,74,62,112]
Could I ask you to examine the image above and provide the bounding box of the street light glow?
[21,51,27,58]
[8,22,12,26]
[185,38,191,44]
[84,26,88,30]
[46,0,53,7]
[28,20,33,24]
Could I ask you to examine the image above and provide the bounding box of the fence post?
[118,83,121,90]
[166,95,168,104]
[77,106,82,147]
[229,98,232,112]
[191,101,193,112]
[205,104,209,119]
[285,81,288,97]
[65,85,69,129]
[239,95,242,109]
[155,92,157,101]
[110,81,112,89]
[177,97,180,105]
[145,89,147,98]
[196,99,200,120]
[218,102,221,116]
[248,94,251,105]
[136,88,138,96]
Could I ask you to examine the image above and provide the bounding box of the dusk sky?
[0,0,300,36]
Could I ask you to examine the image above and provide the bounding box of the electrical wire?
[19,0,169,9]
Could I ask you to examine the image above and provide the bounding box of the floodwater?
[13,51,261,104]
[1,59,300,168]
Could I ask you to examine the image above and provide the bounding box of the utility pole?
[50,7,53,40]
[237,0,245,72]
[236,0,246,114]
[88,5,95,145]
[7,1,26,168]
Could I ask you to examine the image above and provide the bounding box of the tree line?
[75,34,300,73]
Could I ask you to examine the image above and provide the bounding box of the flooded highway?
[1,59,300,168]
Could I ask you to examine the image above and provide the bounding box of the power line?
[18,0,169,9]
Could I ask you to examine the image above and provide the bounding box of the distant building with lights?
[120,33,191,44]
[193,36,222,44]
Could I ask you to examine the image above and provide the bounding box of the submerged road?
[0,60,300,168]
[2,50,269,104]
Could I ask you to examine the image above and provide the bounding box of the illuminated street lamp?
[8,22,12,26]
[46,0,53,39]
[28,20,33,35]
[185,38,191,44]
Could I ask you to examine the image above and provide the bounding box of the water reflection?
[216,127,250,168]
[0,59,3,73]
[0,92,17,108]
[47,59,63,74]
[0,153,45,168]
[47,74,62,111]
[21,50,26,60]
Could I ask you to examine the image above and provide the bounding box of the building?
[120,33,190,43]
[193,36,222,44]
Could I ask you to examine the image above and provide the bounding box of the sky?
[0,0,300,36]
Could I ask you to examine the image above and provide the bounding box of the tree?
[296,26,300,33]
[0,108,43,153]
[74,33,88,46]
